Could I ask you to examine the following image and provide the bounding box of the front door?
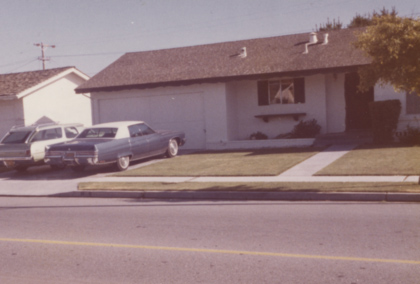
[344,72,374,131]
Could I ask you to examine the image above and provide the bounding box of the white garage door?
[98,93,206,149]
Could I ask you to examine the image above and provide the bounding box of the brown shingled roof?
[0,67,74,97]
[76,28,370,93]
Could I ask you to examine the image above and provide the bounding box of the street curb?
[44,190,420,202]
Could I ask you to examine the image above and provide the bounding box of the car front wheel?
[116,156,130,171]
[166,139,179,158]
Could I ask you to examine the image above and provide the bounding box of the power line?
[9,59,39,73]
[52,51,125,58]
[0,57,38,68]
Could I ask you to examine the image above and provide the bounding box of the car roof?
[10,122,83,132]
[88,121,144,128]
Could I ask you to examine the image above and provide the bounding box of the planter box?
[206,138,315,150]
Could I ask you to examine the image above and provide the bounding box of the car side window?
[65,127,79,138]
[129,123,155,137]
[31,128,63,142]
[128,124,142,137]
[138,124,155,135]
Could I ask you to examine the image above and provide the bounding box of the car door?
[30,127,65,161]
[140,124,168,156]
[128,124,150,160]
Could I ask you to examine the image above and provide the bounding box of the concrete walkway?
[280,144,359,176]
[0,144,419,201]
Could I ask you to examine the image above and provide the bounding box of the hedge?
[369,100,401,143]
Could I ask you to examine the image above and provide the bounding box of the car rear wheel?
[166,139,179,158]
[116,156,130,171]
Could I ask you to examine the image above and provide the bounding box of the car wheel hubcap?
[120,156,129,168]
[169,140,178,156]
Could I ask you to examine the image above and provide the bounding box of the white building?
[0,67,92,136]
[76,28,420,149]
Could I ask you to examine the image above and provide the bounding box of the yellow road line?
[1,238,419,265]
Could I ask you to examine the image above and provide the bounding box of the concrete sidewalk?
[0,144,419,201]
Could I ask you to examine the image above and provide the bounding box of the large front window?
[258,78,305,106]
[269,79,295,104]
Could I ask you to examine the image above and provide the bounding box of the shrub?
[369,100,401,144]
[250,131,268,140]
[399,125,420,145]
[290,119,321,138]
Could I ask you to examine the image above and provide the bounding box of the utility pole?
[34,42,55,70]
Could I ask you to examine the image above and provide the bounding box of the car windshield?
[77,128,118,138]
[1,131,32,144]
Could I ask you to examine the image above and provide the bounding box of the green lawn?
[79,181,420,193]
[316,144,420,176]
[112,148,322,177]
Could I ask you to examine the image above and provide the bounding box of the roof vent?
[309,32,318,44]
[239,47,247,58]
[322,33,329,45]
[230,47,247,58]
[303,32,319,54]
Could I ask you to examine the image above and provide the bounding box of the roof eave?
[15,67,89,99]
[76,65,368,94]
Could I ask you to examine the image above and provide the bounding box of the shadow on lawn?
[167,183,419,193]
[355,142,420,150]
[79,181,419,194]
[185,147,324,157]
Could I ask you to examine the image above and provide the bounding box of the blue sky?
[0,0,418,76]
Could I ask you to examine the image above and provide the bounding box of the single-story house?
[0,67,92,137]
[76,28,420,149]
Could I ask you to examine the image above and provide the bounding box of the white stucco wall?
[325,73,346,133]
[374,84,420,131]
[202,83,230,144]
[226,74,329,140]
[0,99,24,138]
[22,73,92,127]
[225,83,238,141]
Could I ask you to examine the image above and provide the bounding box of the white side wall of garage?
[22,73,92,127]
[0,100,24,138]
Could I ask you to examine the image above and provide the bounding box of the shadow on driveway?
[0,156,166,181]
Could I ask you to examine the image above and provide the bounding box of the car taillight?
[25,149,31,157]
[48,151,63,156]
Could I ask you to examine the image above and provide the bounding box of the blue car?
[45,121,186,172]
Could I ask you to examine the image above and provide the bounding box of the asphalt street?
[1,197,419,283]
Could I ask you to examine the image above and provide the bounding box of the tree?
[353,13,420,94]
[316,18,343,32]
[347,7,398,28]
